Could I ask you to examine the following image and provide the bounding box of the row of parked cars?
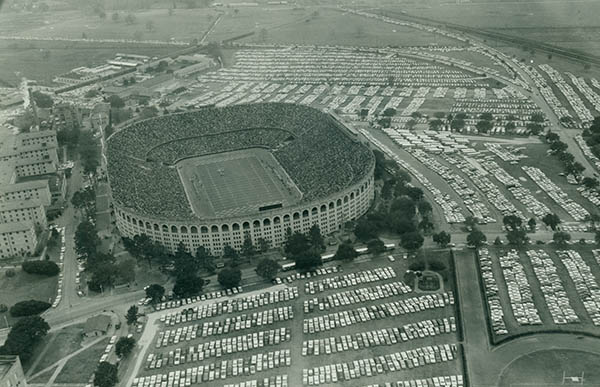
[149,328,290,368]
[522,166,589,221]
[302,317,456,356]
[557,250,600,326]
[224,374,288,387]
[303,292,454,334]
[363,374,464,387]
[156,306,294,347]
[360,129,465,224]
[526,250,579,325]
[51,226,66,308]
[539,64,593,123]
[498,250,543,326]
[477,249,509,335]
[304,267,396,294]
[160,288,298,326]
[303,281,411,314]
[302,344,458,385]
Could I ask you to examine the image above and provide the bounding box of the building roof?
[15,157,54,166]
[0,221,33,234]
[0,162,15,185]
[84,315,112,333]
[0,179,48,193]
[18,130,57,141]
[0,198,42,212]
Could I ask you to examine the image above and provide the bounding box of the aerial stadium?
[106,103,375,255]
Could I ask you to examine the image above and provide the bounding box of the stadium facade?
[107,103,375,255]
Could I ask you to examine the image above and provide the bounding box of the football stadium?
[106,103,375,255]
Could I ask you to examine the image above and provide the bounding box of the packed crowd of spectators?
[106,103,374,220]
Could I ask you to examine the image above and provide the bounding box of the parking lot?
[475,247,600,342]
[132,255,464,387]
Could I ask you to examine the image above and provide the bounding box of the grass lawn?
[240,8,466,48]
[28,366,57,384]
[55,337,109,384]
[28,323,86,376]
[499,349,600,387]
[0,267,58,326]
[0,9,217,42]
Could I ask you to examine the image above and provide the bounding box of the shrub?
[10,300,51,317]
[5,269,15,278]
[429,260,447,272]
[0,304,7,313]
[22,260,60,276]
[408,261,425,272]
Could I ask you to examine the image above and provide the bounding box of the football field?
[178,149,301,218]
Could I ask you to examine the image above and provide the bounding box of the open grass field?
[28,323,86,376]
[55,337,109,383]
[0,39,178,86]
[178,149,300,218]
[0,8,217,42]
[498,349,600,387]
[207,7,465,47]
[0,266,58,326]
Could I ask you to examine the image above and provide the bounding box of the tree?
[432,231,451,247]
[476,120,493,133]
[116,258,136,284]
[255,258,280,280]
[88,262,118,291]
[464,216,477,231]
[222,244,240,266]
[125,13,136,25]
[582,177,599,190]
[0,316,49,361]
[31,91,53,108]
[428,119,443,131]
[418,219,434,234]
[284,232,310,257]
[367,239,385,254]
[553,231,571,247]
[22,260,59,276]
[126,305,138,325]
[417,201,432,216]
[450,118,465,131]
[108,95,125,109]
[74,220,100,259]
[391,196,416,218]
[257,238,270,253]
[467,229,487,248]
[479,112,493,121]
[10,300,51,317]
[145,284,165,304]
[218,267,242,289]
[506,229,529,247]
[502,215,522,231]
[527,217,537,232]
[401,232,424,251]
[172,274,204,298]
[354,218,378,242]
[542,213,561,231]
[196,246,215,274]
[173,242,199,278]
[308,224,325,253]
[94,361,118,387]
[241,235,256,259]
[111,12,120,22]
[294,251,322,271]
[494,236,503,246]
[530,112,545,122]
[333,243,357,261]
[115,337,135,358]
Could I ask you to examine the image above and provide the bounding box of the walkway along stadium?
[106,103,375,255]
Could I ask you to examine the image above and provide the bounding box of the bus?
[355,247,369,255]
[281,262,296,271]
[321,253,335,263]
[384,243,396,251]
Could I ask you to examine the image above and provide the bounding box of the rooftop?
[0,221,33,234]
[0,179,49,193]
[0,198,42,212]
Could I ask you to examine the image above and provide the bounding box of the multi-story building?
[0,199,46,228]
[0,180,52,207]
[14,157,56,178]
[0,222,37,259]
[0,356,27,387]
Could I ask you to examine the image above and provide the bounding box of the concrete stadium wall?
[113,170,375,256]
